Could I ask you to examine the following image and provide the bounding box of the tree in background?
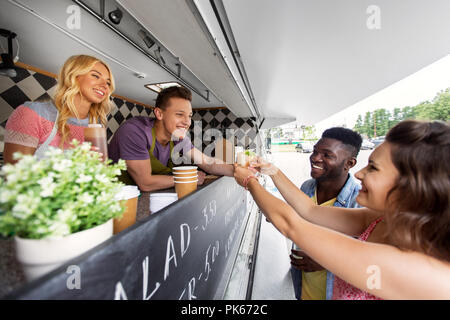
[390,107,402,128]
[353,87,450,137]
[363,111,373,138]
[415,88,450,121]
[302,125,318,141]
[373,108,391,137]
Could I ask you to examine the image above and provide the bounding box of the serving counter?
[0,176,252,299]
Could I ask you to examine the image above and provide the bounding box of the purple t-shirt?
[108,117,193,166]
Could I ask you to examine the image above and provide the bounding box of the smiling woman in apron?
[108,86,234,192]
[3,55,115,164]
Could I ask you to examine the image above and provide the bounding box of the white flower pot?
[15,219,113,281]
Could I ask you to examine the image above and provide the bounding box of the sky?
[281,53,450,136]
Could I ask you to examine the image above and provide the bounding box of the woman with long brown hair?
[4,54,114,163]
[234,120,450,299]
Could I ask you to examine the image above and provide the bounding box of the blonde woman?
[4,54,114,164]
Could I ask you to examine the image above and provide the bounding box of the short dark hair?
[321,127,362,157]
[155,86,192,110]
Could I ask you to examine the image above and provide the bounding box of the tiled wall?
[0,66,261,155]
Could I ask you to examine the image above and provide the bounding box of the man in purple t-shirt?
[108,86,234,192]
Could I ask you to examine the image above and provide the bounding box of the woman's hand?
[233,164,257,187]
[249,156,278,176]
[89,145,105,161]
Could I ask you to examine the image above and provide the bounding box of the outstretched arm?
[187,147,234,177]
[250,159,368,236]
[238,170,450,300]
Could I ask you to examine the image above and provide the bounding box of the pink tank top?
[331,217,384,300]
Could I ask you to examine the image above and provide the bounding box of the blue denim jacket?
[291,173,361,300]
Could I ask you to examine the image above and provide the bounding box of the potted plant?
[0,140,127,280]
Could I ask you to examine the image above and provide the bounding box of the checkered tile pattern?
[0,66,261,155]
[107,97,153,141]
[190,109,259,152]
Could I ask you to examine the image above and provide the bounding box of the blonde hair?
[53,55,115,147]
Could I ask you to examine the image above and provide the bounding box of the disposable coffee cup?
[149,193,178,213]
[84,124,108,161]
[113,186,140,234]
[174,179,198,199]
[173,166,198,174]
[173,171,197,177]
[173,171,197,182]
[174,175,197,180]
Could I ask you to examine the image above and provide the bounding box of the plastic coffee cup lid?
[115,185,140,200]
[88,124,103,128]
[172,166,198,171]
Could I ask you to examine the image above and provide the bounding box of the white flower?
[57,208,74,222]
[12,203,31,219]
[38,176,53,188]
[47,220,70,238]
[44,147,63,159]
[95,174,109,184]
[5,173,19,184]
[0,189,14,203]
[40,183,57,198]
[76,174,93,184]
[79,192,94,204]
[15,155,35,169]
[80,142,92,152]
[38,176,57,197]
[53,159,73,172]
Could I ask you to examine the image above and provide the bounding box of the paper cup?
[174,179,198,199]
[173,171,197,177]
[113,186,140,234]
[174,176,198,181]
[174,171,198,183]
[173,166,198,174]
[150,193,178,213]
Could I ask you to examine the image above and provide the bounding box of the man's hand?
[290,249,324,272]
[197,171,206,185]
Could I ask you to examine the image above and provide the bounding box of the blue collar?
[301,173,361,207]
[335,173,361,206]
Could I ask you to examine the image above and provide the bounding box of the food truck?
[0,0,449,300]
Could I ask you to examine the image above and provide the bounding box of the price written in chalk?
[201,200,217,231]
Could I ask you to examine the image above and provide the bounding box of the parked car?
[295,142,313,153]
[371,136,385,147]
[361,139,375,150]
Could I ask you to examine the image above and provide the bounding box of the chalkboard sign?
[7,177,249,300]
